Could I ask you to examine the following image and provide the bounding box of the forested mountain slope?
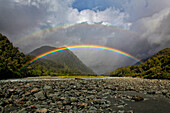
[110,48,170,79]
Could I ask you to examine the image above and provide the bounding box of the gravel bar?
[0,77,169,113]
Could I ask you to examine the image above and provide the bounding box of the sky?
[0,0,170,74]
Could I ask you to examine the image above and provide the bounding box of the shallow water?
[0,77,122,82]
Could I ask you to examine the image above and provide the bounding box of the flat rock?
[36,108,48,113]
[34,91,45,100]
[31,88,40,93]
[132,95,144,101]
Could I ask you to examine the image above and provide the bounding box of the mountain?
[29,46,95,75]
[110,48,170,79]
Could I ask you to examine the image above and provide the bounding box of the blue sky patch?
[72,0,124,12]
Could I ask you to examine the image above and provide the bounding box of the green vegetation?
[0,33,30,79]
[110,48,170,79]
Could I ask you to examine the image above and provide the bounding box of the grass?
[25,75,109,79]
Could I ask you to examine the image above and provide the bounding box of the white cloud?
[134,8,170,43]
[124,0,170,21]
[12,0,130,29]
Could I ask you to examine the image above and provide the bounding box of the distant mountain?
[29,46,95,75]
[110,48,170,79]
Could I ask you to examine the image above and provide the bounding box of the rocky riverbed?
[0,77,169,113]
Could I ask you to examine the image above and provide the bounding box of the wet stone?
[132,95,144,101]
[31,88,40,93]
[43,85,52,90]
[34,91,46,100]
[36,108,48,113]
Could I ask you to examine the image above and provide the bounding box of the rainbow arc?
[19,44,142,71]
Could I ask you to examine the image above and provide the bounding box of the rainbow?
[19,44,142,71]
[14,23,139,45]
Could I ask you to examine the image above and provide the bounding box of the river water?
[0,77,122,82]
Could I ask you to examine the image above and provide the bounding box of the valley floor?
[0,78,169,113]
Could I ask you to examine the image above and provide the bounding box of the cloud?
[0,0,130,42]
[0,0,170,74]
[124,0,170,21]
[132,8,170,55]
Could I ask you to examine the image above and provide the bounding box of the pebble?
[0,78,169,112]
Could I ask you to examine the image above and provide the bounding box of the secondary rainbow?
[14,23,139,45]
[19,44,142,71]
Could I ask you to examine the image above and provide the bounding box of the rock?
[117,110,125,113]
[65,105,72,110]
[26,101,32,105]
[89,106,97,111]
[147,90,155,94]
[17,108,27,113]
[56,101,63,106]
[127,110,134,113]
[80,103,88,108]
[43,85,52,90]
[24,91,31,96]
[132,95,144,101]
[36,108,48,113]
[0,92,4,98]
[117,105,124,109]
[70,97,78,102]
[0,106,4,113]
[155,91,162,94]
[31,88,40,93]
[8,89,17,95]
[75,77,84,80]
[63,100,71,105]
[162,90,168,95]
[34,91,46,100]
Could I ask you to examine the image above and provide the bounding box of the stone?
[63,100,71,105]
[0,106,4,113]
[117,110,125,113]
[127,110,134,113]
[147,90,155,94]
[89,106,97,111]
[43,85,52,90]
[70,97,78,102]
[162,90,168,95]
[117,105,124,109]
[26,101,32,105]
[17,108,28,113]
[24,91,31,96]
[36,108,48,113]
[132,95,144,101]
[34,91,46,100]
[80,103,88,108]
[31,88,40,93]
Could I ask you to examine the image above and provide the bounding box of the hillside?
[110,48,170,79]
[29,46,95,75]
[0,33,30,79]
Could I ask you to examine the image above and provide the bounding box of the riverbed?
[0,77,169,113]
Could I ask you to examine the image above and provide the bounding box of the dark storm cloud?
[0,0,46,42]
